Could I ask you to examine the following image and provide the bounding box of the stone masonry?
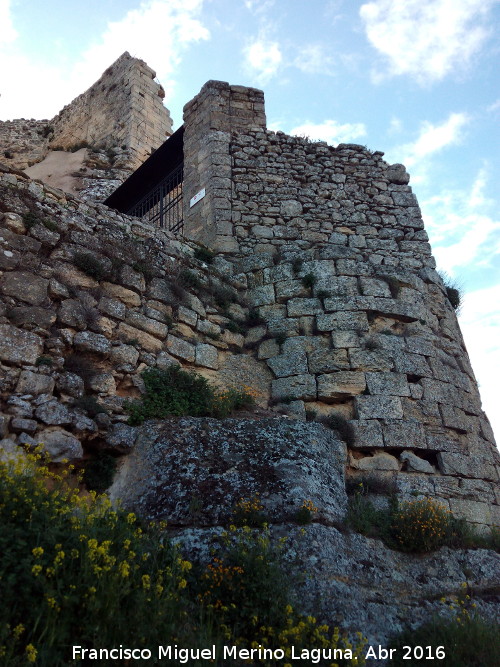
[0,74,498,533]
[0,52,173,196]
[179,81,499,530]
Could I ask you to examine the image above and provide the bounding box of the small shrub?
[246,308,265,327]
[390,498,452,553]
[22,211,42,230]
[446,286,461,310]
[346,488,394,539]
[364,336,380,351]
[275,332,287,346]
[125,366,213,425]
[73,251,107,281]
[132,260,155,280]
[305,408,318,422]
[294,499,318,525]
[321,414,355,447]
[179,269,202,290]
[64,354,97,386]
[42,219,59,232]
[231,494,268,528]
[3,150,13,159]
[125,367,257,425]
[301,272,317,289]
[212,286,235,309]
[82,452,117,493]
[389,585,500,666]
[292,257,303,274]
[439,271,463,311]
[225,320,245,334]
[194,246,215,264]
[35,355,53,367]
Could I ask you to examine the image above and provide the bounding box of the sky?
[1,0,499,442]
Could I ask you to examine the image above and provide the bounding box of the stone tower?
[0,52,173,173]
[177,81,499,529]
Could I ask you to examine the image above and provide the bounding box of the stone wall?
[0,119,52,171]
[176,81,499,530]
[1,71,499,532]
[0,52,173,183]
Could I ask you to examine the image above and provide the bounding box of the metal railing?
[127,162,183,234]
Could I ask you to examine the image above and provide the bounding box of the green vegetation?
[301,272,317,289]
[320,414,356,447]
[346,491,500,553]
[132,260,155,280]
[73,395,108,418]
[22,211,43,230]
[438,271,463,311]
[291,257,303,274]
[42,219,59,233]
[0,455,366,666]
[73,252,107,281]
[179,269,202,290]
[193,246,215,264]
[246,308,265,327]
[294,499,318,526]
[125,366,257,425]
[275,332,287,346]
[389,584,500,666]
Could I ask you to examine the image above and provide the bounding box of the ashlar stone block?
[267,351,308,378]
[355,396,403,420]
[317,372,366,400]
[317,312,369,332]
[271,374,316,401]
[365,372,410,396]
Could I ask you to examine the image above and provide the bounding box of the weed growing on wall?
[438,271,463,311]
[390,498,451,553]
[73,251,108,281]
[125,367,257,425]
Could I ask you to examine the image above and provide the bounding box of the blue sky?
[1,0,499,441]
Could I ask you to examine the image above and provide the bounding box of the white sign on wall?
[189,188,206,208]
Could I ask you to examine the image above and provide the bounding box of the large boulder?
[109,418,347,526]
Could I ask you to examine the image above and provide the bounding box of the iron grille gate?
[127,162,184,234]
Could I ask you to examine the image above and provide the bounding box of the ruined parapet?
[49,52,172,170]
[0,52,173,179]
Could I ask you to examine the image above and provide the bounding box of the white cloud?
[459,284,500,443]
[422,169,500,274]
[294,44,335,75]
[0,0,17,46]
[244,38,282,84]
[72,0,209,103]
[244,0,275,14]
[487,99,500,113]
[386,112,469,183]
[359,0,496,84]
[0,0,209,121]
[290,119,366,144]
